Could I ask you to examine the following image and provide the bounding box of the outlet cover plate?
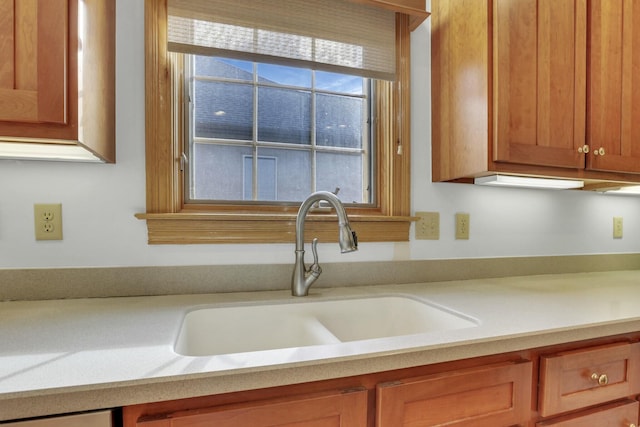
[613,216,623,239]
[34,204,63,241]
[415,211,439,240]
[455,212,470,240]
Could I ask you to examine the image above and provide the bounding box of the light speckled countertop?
[1,270,640,421]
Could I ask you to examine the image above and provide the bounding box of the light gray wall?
[0,0,639,269]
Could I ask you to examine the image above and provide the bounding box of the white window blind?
[167,0,397,80]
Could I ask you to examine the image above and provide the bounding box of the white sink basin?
[174,295,478,357]
[312,296,477,341]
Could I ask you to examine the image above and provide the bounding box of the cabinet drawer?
[536,399,639,426]
[539,342,640,417]
[2,411,113,427]
[376,359,532,427]
[134,388,368,427]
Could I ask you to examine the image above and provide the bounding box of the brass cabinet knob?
[590,372,608,385]
[593,147,606,156]
[629,424,637,427]
[578,145,589,154]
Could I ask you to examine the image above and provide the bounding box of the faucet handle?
[309,238,322,276]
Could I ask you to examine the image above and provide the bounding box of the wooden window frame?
[137,0,417,244]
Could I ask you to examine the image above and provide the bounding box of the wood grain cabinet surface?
[431,0,640,184]
[493,0,586,171]
[376,360,532,427]
[538,342,640,418]
[0,0,115,162]
[587,0,640,175]
[536,400,639,427]
[124,360,533,427]
[0,0,67,125]
[2,410,113,427]
[122,334,640,427]
[131,388,368,427]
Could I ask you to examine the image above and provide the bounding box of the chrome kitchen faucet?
[291,191,358,296]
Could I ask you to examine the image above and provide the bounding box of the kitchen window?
[138,0,428,244]
[186,56,373,205]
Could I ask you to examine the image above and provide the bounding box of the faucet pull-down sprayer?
[291,191,358,296]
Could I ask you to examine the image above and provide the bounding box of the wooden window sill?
[135,213,415,244]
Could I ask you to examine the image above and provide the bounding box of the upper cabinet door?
[588,0,640,174]
[0,0,67,124]
[493,0,587,169]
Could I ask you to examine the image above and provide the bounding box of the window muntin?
[186,55,373,205]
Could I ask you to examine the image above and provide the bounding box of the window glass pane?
[258,87,311,144]
[187,54,372,205]
[316,93,363,149]
[192,144,252,200]
[316,71,364,94]
[194,81,253,140]
[195,56,253,80]
[244,156,278,201]
[316,152,364,203]
[257,63,311,87]
[258,147,312,202]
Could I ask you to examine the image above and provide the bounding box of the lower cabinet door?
[376,360,532,427]
[135,388,368,427]
[536,400,639,426]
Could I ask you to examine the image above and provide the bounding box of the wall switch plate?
[415,211,439,240]
[613,216,623,239]
[455,213,470,240]
[34,204,63,240]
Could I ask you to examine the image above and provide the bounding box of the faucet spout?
[291,191,358,296]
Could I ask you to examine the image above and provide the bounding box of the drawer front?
[376,360,532,427]
[536,399,639,426]
[539,342,640,417]
[135,388,368,427]
[2,411,113,427]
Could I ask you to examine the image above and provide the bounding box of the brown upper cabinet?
[432,0,640,185]
[0,0,115,162]
[588,0,640,175]
[0,0,68,125]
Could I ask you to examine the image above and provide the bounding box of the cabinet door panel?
[376,360,532,427]
[0,0,67,124]
[1,410,113,426]
[539,342,640,417]
[135,389,368,427]
[493,0,586,169]
[588,0,640,174]
[536,400,639,426]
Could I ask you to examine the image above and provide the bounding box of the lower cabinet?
[376,360,532,426]
[123,335,640,427]
[124,360,533,427]
[131,388,368,427]
[536,341,640,427]
[536,400,639,426]
[2,411,113,427]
